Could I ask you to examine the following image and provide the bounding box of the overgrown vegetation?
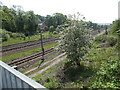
[32,43,119,89]
[32,19,119,89]
[110,19,120,35]
[94,34,117,47]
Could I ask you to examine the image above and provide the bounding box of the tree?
[45,13,67,32]
[23,11,39,35]
[49,26,55,32]
[53,13,67,27]
[15,9,25,32]
[110,19,120,35]
[59,14,91,66]
[2,6,16,32]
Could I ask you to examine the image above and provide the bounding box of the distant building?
[38,22,48,30]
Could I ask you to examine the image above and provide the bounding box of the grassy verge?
[31,46,119,88]
[31,33,119,88]
[2,32,59,46]
[32,56,95,88]
[31,32,119,88]
[2,43,58,62]
[32,59,66,88]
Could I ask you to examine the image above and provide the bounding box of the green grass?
[84,47,118,62]
[2,35,39,46]
[26,61,54,76]
[32,66,55,82]
[31,57,95,88]
[31,43,119,88]
[32,58,67,84]
[2,43,58,62]
[1,32,59,46]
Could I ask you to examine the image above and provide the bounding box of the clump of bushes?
[94,34,117,47]
[3,34,10,41]
[85,47,119,88]
[0,29,10,42]
[106,36,117,46]
[0,29,25,42]
[10,33,25,38]
[95,34,107,43]
[53,31,58,34]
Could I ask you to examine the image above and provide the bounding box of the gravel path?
[27,53,66,78]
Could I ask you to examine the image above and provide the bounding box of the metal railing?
[118,1,120,19]
[0,60,47,89]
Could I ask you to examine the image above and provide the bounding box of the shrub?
[0,29,10,42]
[43,77,58,88]
[11,33,19,38]
[53,31,58,34]
[106,36,117,46]
[88,47,120,88]
[95,34,107,43]
[3,34,10,41]
[7,32,13,37]
[0,29,26,42]
[10,33,25,39]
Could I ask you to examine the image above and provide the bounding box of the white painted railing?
[118,1,120,19]
[0,61,47,90]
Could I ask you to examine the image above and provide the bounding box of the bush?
[11,33,19,38]
[95,34,117,47]
[7,32,13,37]
[43,77,58,88]
[88,47,120,88]
[0,29,10,42]
[10,32,25,39]
[106,36,117,46]
[0,29,26,42]
[3,34,10,41]
[95,34,107,43]
[53,31,58,34]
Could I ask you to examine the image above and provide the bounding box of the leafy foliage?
[0,29,25,42]
[95,34,107,43]
[45,13,67,29]
[110,19,120,35]
[106,35,117,46]
[43,77,58,88]
[1,5,39,35]
[59,14,91,66]
[85,46,119,88]
[94,34,117,47]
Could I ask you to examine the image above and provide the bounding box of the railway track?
[7,48,54,69]
[1,30,104,53]
[1,37,59,56]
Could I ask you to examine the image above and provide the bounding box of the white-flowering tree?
[58,14,91,66]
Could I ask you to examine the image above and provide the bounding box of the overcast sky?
[1,0,120,23]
